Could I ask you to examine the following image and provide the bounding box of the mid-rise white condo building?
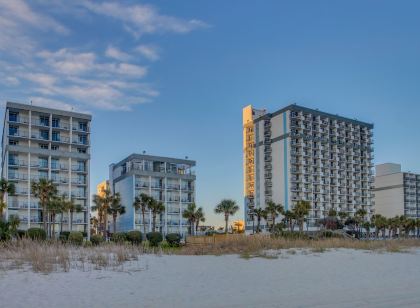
[243,104,374,231]
[1,102,91,235]
[374,163,420,219]
[109,154,196,235]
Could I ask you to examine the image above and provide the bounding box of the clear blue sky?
[1,1,420,226]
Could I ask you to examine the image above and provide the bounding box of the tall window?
[9,112,18,122]
[77,161,85,172]
[38,170,48,180]
[39,143,48,149]
[79,122,87,132]
[39,116,49,126]
[78,134,87,145]
[40,130,49,140]
[52,117,60,128]
[9,126,18,136]
[52,131,60,141]
[51,158,59,169]
[39,157,48,168]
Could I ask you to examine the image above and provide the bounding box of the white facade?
[109,154,196,236]
[374,163,419,218]
[1,102,91,235]
[244,104,375,231]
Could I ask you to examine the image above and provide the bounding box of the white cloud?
[23,73,57,87]
[105,46,131,61]
[2,76,20,86]
[135,44,159,61]
[0,0,68,34]
[37,49,96,75]
[83,1,208,37]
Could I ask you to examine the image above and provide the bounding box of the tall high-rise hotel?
[1,102,91,234]
[243,104,374,231]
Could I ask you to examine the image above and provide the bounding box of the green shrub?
[59,231,70,241]
[146,232,163,247]
[68,231,84,245]
[91,234,104,246]
[165,233,181,247]
[16,229,26,239]
[27,228,46,240]
[127,231,142,245]
[111,232,127,244]
[0,220,11,241]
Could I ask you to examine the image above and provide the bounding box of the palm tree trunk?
[52,214,56,239]
[142,210,146,236]
[152,213,156,231]
[113,215,117,233]
[60,213,64,233]
[42,204,47,233]
[225,214,228,234]
[70,211,73,232]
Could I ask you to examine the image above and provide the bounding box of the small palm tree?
[338,211,348,224]
[293,200,311,232]
[0,178,15,219]
[8,215,20,237]
[31,179,58,235]
[65,198,82,232]
[195,207,205,232]
[265,201,284,231]
[183,203,197,235]
[283,210,296,231]
[253,208,267,233]
[107,193,125,233]
[47,195,65,239]
[214,199,239,234]
[148,198,165,231]
[91,188,113,235]
[133,193,150,235]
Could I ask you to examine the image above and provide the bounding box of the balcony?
[8,159,27,167]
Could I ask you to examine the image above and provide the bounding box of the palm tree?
[338,211,348,224]
[265,201,284,231]
[47,195,65,239]
[91,188,113,235]
[293,200,311,232]
[31,179,57,235]
[148,198,165,231]
[107,193,125,233]
[355,208,367,237]
[183,203,197,235]
[252,208,267,233]
[283,210,296,231]
[195,207,205,232]
[65,198,82,232]
[90,216,99,235]
[214,199,239,234]
[133,193,150,235]
[0,178,15,219]
[327,208,337,218]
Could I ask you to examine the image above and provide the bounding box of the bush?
[16,229,26,239]
[127,231,142,245]
[165,233,181,247]
[27,228,46,240]
[279,231,309,240]
[68,231,84,245]
[111,232,127,244]
[91,234,104,246]
[59,231,70,242]
[146,232,163,247]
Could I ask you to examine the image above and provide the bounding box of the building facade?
[109,154,196,235]
[1,102,91,235]
[243,104,374,231]
[374,163,419,219]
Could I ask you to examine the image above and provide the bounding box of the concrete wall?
[374,172,404,217]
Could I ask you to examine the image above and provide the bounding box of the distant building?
[232,220,245,232]
[96,180,109,196]
[109,153,196,235]
[1,101,91,235]
[374,163,419,218]
[243,104,374,231]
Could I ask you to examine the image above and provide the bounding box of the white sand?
[1,249,420,308]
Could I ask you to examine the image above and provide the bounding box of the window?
[40,130,49,140]
[39,157,48,168]
[51,158,59,169]
[77,161,85,172]
[51,145,59,151]
[39,116,49,126]
[79,122,87,132]
[78,134,87,145]
[9,126,18,136]
[52,131,60,141]
[77,148,86,153]
[52,117,60,128]
[9,112,18,122]
[9,140,18,146]
[39,143,48,149]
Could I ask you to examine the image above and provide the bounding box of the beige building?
[374,163,419,218]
